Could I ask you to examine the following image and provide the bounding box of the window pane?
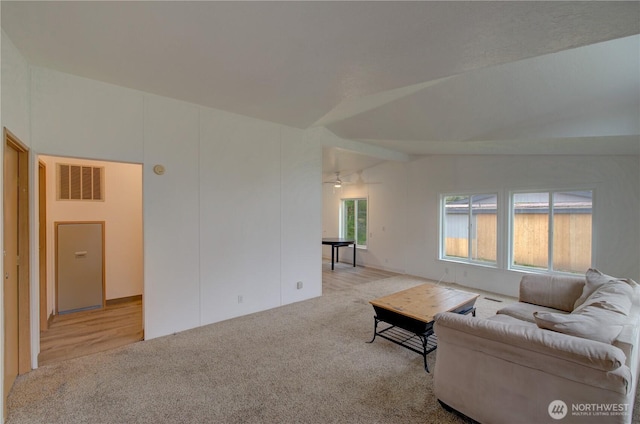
[344,200,355,240]
[513,193,548,269]
[471,194,497,263]
[356,199,367,246]
[444,196,469,259]
[552,191,592,273]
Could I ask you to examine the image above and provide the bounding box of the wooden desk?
[368,283,479,372]
[322,238,356,270]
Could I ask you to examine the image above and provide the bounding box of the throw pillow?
[534,311,623,345]
[573,280,633,315]
[535,281,632,344]
[573,268,638,310]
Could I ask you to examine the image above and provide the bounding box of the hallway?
[39,297,143,366]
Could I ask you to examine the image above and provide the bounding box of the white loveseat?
[433,269,640,424]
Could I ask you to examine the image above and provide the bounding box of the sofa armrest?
[614,304,640,370]
[614,323,638,368]
[519,274,585,312]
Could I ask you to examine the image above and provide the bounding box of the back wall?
[323,155,640,297]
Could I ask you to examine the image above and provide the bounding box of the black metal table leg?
[421,336,430,372]
[331,245,335,270]
[367,317,379,343]
[353,243,356,266]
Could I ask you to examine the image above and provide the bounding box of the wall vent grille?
[57,163,104,201]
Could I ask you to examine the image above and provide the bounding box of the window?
[511,190,592,273]
[441,194,497,265]
[57,163,104,201]
[341,198,367,248]
[440,189,593,275]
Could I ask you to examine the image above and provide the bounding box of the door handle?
[75,251,88,257]
[5,273,8,280]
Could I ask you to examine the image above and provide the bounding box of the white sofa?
[433,269,640,424]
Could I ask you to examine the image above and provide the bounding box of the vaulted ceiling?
[2,1,639,172]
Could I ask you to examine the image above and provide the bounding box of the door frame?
[54,221,106,314]
[3,128,31,375]
[38,161,48,330]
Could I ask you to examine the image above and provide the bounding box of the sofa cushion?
[435,312,627,372]
[574,268,639,309]
[574,279,633,315]
[497,302,568,323]
[534,281,633,344]
[519,274,584,312]
[487,314,538,328]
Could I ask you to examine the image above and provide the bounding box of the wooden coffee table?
[368,283,479,372]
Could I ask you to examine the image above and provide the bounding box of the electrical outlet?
[296,281,303,290]
[238,295,243,304]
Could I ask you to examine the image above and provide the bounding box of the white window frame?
[439,192,498,266]
[508,189,594,274]
[340,197,368,249]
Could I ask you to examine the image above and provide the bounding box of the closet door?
[56,222,104,314]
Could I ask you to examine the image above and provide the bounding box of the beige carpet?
[6,276,639,423]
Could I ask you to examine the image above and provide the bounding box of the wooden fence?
[445,213,591,272]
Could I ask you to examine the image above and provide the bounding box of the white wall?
[281,127,322,303]
[407,155,640,296]
[39,155,143,316]
[198,107,283,324]
[31,68,144,162]
[1,30,30,145]
[323,154,640,297]
[142,94,201,337]
[28,67,322,341]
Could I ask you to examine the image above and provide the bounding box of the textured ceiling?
[327,35,640,155]
[2,1,639,171]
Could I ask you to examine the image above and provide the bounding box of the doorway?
[38,155,143,365]
[3,128,31,412]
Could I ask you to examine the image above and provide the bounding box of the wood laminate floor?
[39,298,143,366]
[323,259,399,293]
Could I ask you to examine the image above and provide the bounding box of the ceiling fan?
[323,170,382,189]
[323,172,348,188]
